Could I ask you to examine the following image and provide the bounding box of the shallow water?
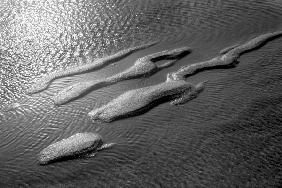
[1,0,282,187]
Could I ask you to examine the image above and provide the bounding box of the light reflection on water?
[1,0,282,187]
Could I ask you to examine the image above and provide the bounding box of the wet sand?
[53,47,191,105]
[88,74,205,122]
[27,42,158,95]
[172,31,282,80]
[39,132,103,165]
[87,30,282,123]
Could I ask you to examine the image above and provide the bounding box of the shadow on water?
[39,151,98,166]
[151,49,191,63]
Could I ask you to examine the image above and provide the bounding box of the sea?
[0,0,282,187]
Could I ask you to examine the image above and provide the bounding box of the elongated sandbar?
[172,30,282,80]
[88,74,205,122]
[38,132,114,165]
[27,41,158,94]
[53,47,191,105]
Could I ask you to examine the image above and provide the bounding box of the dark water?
[1,0,282,187]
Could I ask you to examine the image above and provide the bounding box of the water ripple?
[1,0,282,187]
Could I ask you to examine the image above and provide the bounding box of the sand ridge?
[88,30,282,123]
[39,132,106,165]
[53,47,192,105]
[88,74,205,122]
[27,41,158,94]
[172,31,282,80]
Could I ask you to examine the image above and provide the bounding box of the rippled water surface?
[1,0,282,187]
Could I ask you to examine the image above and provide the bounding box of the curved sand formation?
[88,74,205,122]
[88,30,282,122]
[171,51,239,80]
[38,132,114,165]
[53,47,192,105]
[172,30,282,80]
[27,41,158,94]
[228,30,282,55]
